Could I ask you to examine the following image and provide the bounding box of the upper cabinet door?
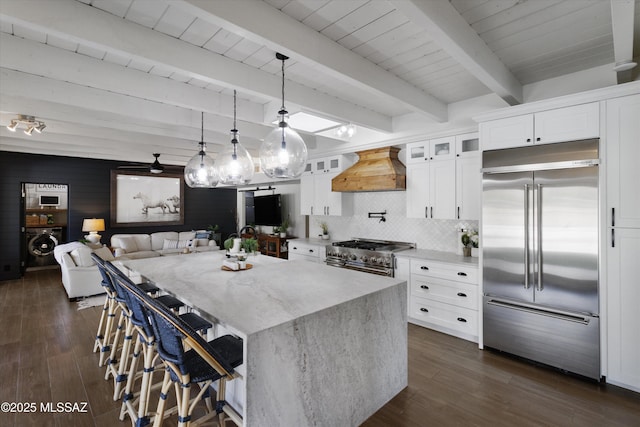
[429,136,455,161]
[606,94,640,229]
[534,102,599,144]
[480,114,534,150]
[455,133,480,158]
[405,141,430,164]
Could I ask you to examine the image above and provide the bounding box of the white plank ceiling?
[0,0,638,170]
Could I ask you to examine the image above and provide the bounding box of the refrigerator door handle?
[524,184,530,290]
[536,184,543,291]
[486,299,592,325]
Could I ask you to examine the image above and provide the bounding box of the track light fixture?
[6,114,46,135]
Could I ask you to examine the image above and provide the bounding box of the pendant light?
[184,112,218,188]
[216,90,255,185]
[259,53,308,179]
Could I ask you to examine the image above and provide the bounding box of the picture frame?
[110,170,184,227]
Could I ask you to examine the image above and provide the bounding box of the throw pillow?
[118,236,139,253]
[162,239,193,250]
[70,246,94,267]
[93,246,115,261]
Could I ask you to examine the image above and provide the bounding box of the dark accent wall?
[0,151,237,281]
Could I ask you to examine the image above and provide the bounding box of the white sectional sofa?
[110,231,220,259]
[55,231,220,299]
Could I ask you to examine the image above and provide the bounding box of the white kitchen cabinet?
[455,133,481,220]
[606,94,640,229]
[405,137,456,219]
[288,240,327,263]
[605,93,640,393]
[299,155,353,216]
[407,258,479,342]
[606,228,640,392]
[481,102,599,150]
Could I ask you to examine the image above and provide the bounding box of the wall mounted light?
[216,90,255,185]
[6,114,46,135]
[259,53,308,179]
[336,123,357,138]
[184,112,218,188]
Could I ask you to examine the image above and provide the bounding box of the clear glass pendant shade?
[217,133,255,185]
[184,146,218,188]
[259,53,308,179]
[260,120,307,179]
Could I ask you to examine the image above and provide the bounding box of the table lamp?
[82,218,105,244]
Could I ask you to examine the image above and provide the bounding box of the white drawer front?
[289,243,324,259]
[410,259,478,284]
[411,276,478,310]
[410,297,478,336]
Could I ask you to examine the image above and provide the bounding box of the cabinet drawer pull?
[457,292,467,297]
[420,266,429,270]
[309,249,314,253]
[420,285,429,290]
[420,307,429,313]
[457,272,467,277]
[536,137,541,142]
[457,317,467,323]
[293,247,297,250]
[526,138,531,142]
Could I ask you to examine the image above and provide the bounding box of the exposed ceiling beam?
[0,0,393,132]
[610,0,637,84]
[0,68,273,146]
[390,0,523,106]
[174,0,448,123]
[0,32,265,124]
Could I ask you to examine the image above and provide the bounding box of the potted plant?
[207,224,221,245]
[470,231,479,257]
[241,237,259,255]
[318,221,329,240]
[461,229,478,257]
[279,217,290,238]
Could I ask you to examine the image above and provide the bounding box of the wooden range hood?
[332,146,406,192]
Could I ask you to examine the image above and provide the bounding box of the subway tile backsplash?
[309,191,478,254]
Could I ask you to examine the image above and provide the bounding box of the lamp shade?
[184,149,218,188]
[217,132,255,185]
[82,218,105,232]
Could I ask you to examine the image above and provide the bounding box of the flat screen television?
[253,194,282,226]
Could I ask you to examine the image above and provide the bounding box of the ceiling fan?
[117,153,182,174]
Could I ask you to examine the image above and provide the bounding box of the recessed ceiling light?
[273,111,341,133]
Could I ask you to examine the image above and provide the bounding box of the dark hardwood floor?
[1,268,639,427]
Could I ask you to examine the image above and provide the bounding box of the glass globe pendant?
[260,53,307,179]
[217,90,255,185]
[184,112,218,188]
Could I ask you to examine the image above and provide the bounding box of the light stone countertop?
[120,250,406,338]
[395,248,479,267]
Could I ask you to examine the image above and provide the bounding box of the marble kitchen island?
[119,251,407,427]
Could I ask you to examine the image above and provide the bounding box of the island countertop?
[120,251,405,338]
[119,251,408,426]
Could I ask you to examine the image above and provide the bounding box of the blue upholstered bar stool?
[92,253,120,367]
[105,261,214,427]
[143,286,244,427]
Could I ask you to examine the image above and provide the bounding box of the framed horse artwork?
[110,170,184,227]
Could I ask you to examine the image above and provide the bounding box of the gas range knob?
[349,254,357,261]
[360,255,368,263]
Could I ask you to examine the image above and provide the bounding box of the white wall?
[308,191,478,254]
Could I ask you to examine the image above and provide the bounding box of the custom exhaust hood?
[332,146,406,192]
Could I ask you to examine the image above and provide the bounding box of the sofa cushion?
[118,236,139,253]
[151,232,179,251]
[93,246,115,261]
[121,251,161,260]
[70,246,94,267]
[178,231,196,241]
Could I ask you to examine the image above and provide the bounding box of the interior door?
[533,167,599,314]
[482,171,533,302]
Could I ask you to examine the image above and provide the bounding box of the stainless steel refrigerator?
[482,139,600,380]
